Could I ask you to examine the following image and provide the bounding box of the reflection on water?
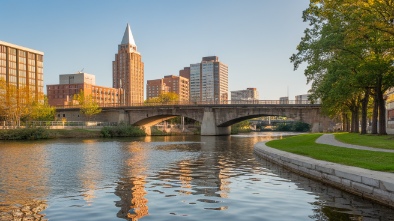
[0,132,393,221]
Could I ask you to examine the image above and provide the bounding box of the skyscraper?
[112,24,144,106]
[189,56,228,103]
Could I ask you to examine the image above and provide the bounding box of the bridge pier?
[201,110,231,136]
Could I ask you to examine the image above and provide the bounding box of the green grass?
[265,133,394,172]
[335,132,394,150]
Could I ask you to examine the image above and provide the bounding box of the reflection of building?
[188,56,228,103]
[113,23,144,106]
[115,143,149,221]
[47,72,122,106]
[146,75,189,101]
[231,88,259,101]
[0,40,44,102]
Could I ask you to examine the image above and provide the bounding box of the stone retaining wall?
[254,142,394,208]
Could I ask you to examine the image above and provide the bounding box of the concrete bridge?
[56,102,332,135]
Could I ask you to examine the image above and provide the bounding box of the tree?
[74,91,102,121]
[0,78,34,127]
[291,0,394,135]
[145,92,179,104]
[29,95,56,121]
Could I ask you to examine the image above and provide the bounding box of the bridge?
[55,100,332,135]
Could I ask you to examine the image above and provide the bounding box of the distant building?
[47,72,122,106]
[112,23,144,105]
[188,56,228,103]
[146,75,189,101]
[295,94,309,104]
[231,88,259,101]
[279,96,289,104]
[0,40,44,102]
[179,67,190,80]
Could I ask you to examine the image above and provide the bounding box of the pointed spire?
[121,23,136,45]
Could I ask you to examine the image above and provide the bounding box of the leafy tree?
[29,95,56,121]
[291,0,394,135]
[74,91,102,121]
[145,92,179,104]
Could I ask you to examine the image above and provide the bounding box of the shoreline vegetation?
[265,133,394,172]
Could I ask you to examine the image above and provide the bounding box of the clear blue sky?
[0,0,310,100]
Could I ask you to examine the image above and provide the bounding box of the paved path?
[315,134,394,153]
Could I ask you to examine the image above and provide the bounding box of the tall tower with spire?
[113,23,144,105]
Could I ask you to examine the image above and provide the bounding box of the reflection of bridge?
[56,100,331,135]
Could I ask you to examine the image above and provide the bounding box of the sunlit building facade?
[146,75,189,102]
[0,40,44,102]
[231,88,259,101]
[189,56,228,103]
[113,24,144,106]
[47,72,122,107]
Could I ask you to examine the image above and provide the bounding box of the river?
[0,132,393,220]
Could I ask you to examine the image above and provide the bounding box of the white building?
[231,88,259,101]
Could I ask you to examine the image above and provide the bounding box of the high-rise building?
[112,24,144,106]
[231,88,259,101]
[189,56,228,103]
[295,94,309,104]
[146,75,189,102]
[0,40,44,102]
[47,72,122,107]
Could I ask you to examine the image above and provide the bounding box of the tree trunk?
[376,84,387,135]
[360,89,370,134]
[372,93,378,134]
[350,107,359,133]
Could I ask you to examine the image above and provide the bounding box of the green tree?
[74,91,102,121]
[145,92,179,104]
[291,0,394,135]
[29,95,56,121]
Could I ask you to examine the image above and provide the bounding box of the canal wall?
[254,142,394,208]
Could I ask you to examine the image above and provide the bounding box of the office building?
[279,97,289,104]
[295,94,309,104]
[231,88,259,101]
[112,23,144,105]
[0,40,44,102]
[146,75,189,101]
[189,56,228,103]
[47,72,122,106]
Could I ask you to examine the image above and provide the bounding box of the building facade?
[112,24,144,106]
[0,40,44,102]
[189,56,228,103]
[231,88,259,101]
[47,72,122,107]
[295,94,309,104]
[146,75,189,102]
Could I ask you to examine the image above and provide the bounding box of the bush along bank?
[0,128,51,140]
[101,124,146,137]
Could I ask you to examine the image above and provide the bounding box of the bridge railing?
[53,100,315,109]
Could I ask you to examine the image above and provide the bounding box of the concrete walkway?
[316,134,394,153]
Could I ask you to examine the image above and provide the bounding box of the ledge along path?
[254,134,394,208]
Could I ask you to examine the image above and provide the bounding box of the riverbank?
[254,134,394,208]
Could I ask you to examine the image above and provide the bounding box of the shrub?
[101,123,146,137]
[0,128,51,140]
[275,121,310,132]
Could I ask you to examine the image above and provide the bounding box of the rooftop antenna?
[80,68,84,73]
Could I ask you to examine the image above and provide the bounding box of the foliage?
[101,123,146,137]
[29,96,56,121]
[291,0,394,135]
[74,91,102,120]
[145,92,179,104]
[0,128,51,140]
[231,120,252,134]
[275,121,310,132]
[266,134,394,172]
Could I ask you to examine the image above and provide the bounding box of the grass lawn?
[49,129,102,138]
[265,133,394,172]
[335,132,394,150]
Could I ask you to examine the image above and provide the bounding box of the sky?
[0,0,311,100]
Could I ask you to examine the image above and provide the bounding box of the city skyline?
[0,0,310,100]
